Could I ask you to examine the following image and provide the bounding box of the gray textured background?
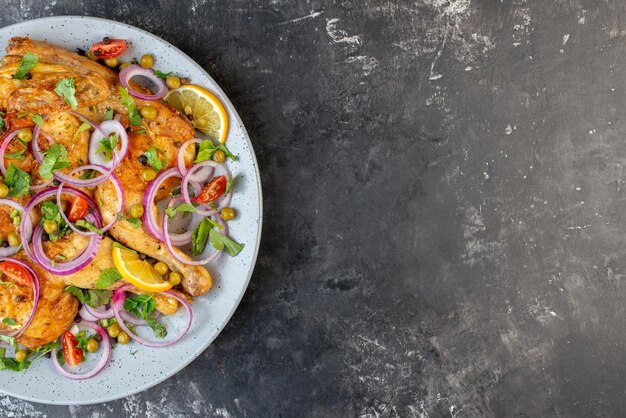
[1,0,625,417]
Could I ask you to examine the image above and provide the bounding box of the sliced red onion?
[0,199,25,256]
[162,203,226,266]
[119,64,168,100]
[0,130,21,175]
[55,185,103,237]
[20,187,101,275]
[142,168,181,242]
[0,257,40,338]
[51,321,111,380]
[176,139,216,183]
[112,284,192,347]
[79,305,100,322]
[88,120,128,169]
[32,216,101,275]
[56,173,122,234]
[83,304,113,320]
[181,160,232,216]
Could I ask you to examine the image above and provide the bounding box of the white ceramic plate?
[0,16,262,405]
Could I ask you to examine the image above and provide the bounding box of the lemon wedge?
[164,84,229,143]
[112,246,173,292]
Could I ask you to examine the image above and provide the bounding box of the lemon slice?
[164,84,229,143]
[112,247,173,292]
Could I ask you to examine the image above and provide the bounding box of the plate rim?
[0,15,263,406]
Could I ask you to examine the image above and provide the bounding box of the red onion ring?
[141,168,181,242]
[56,173,122,234]
[0,130,21,175]
[176,139,214,182]
[162,201,227,266]
[32,215,101,275]
[20,187,101,275]
[51,321,111,380]
[181,160,232,216]
[119,64,168,100]
[88,120,128,169]
[54,184,103,237]
[0,199,25,256]
[0,257,40,338]
[112,284,192,347]
[79,304,100,322]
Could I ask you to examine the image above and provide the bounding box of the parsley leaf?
[65,286,112,308]
[119,86,141,126]
[0,116,5,129]
[153,69,172,79]
[124,294,155,320]
[146,318,167,338]
[12,52,38,79]
[209,228,244,256]
[95,268,123,289]
[95,133,117,161]
[40,202,71,241]
[54,78,78,109]
[194,140,237,163]
[31,113,43,125]
[5,140,27,162]
[142,146,166,171]
[191,218,212,256]
[2,317,16,326]
[165,203,196,218]
[39,144,71,180]
[4,163,30,198]
[116,213,142,228]
[75,219,103,234]
[225,176,234,195]
[103,108,114,121]
[73,121,90,139]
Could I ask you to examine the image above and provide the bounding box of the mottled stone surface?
[3,0,626,416]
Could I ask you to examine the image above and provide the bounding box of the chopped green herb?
[9,209,20,226]
[103,108,114,121]
[195,140,237,163]
[16,112,27,118]
[95,133,117,161]
[2,317,16,326]
[165,202,196,218]
[40,202,71,241]
[191,218,211,256]
[142,146,166,171]
[5,163,30,198]
[4,137,27,162]
[117,213,142,228]
[112,241,136,252]
[0,116,5,129]
[75,219,103,234]
[73,121,90,139]
[225,176,234,195]
[39,144,71,180]
[64,286,112,308]
[119,86,141,126]
[95,268,122,289]
[54,78,78,109]
[12,52,38,79]
[153,69,171,79]
[136,129,147,134]
[146,318,167,338]
[209,228,244,257]
[31,113,43,125]
[124,294,155,320]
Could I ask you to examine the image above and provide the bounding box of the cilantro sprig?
[12,52,38,79]
[54,78,78,109]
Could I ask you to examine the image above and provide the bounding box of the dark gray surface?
[1,0,623,417]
